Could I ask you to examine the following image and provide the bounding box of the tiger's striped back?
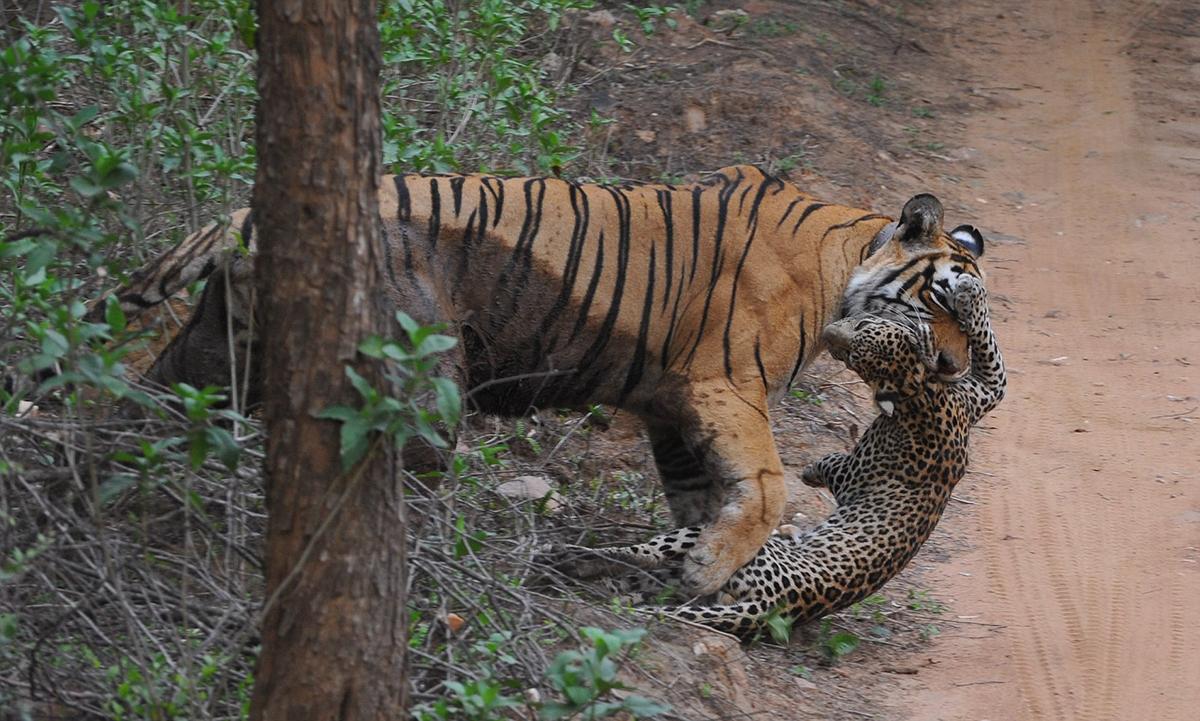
[383,166,914,414]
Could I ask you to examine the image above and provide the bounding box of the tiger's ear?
[950,224,985,257]
[896,193,944,246]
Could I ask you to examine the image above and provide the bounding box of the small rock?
[692,634,739,657]
[635,129,657,143]
[17,400,39,417]
[1043,309,1063,318]
[708,8,749,33]
[795,676,818,691]
[584,9,616,27]
[496,475,562,511]
[539,51,564,78]
[684,106,707,133]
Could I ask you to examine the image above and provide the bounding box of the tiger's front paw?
[681,527,762,597]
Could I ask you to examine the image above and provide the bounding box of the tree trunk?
[251,1,407,719]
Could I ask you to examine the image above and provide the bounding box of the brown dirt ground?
[29,0,1196,717]
[559,0,1200,718]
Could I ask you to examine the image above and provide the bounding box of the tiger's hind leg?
[648,423,725,526]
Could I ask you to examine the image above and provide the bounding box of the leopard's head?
[822,315,936,417]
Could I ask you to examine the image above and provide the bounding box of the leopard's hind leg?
[542,527,701,579]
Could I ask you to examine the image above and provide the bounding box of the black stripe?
[753,335,768,395]
[494,179,546,320]
[820,213,887,240]
[577,187,632,394]
[240,209,255,248]
[621,238,655,400]
[450,176,465,216]
[155,223,223,299]
[571,229,605,341]
[538,184,590,348]
[786,311,808,387]
[395,174,412,221]
[775,197,805,229]
[680,172,739,369]
[875,255,928,289]
[661,243,688,370]
[494,177,505,226]
[427,179,441,250]
[737,183,753,213]
[722,178,772,379]
[454,208,480,282]
[395,176,416,279]
[656,189,674,312]
[792,202,829,235]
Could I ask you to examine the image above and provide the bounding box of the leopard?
[545,274,1006,636]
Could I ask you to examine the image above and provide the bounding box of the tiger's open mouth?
[935,350,968,382]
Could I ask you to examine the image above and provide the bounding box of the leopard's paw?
[801,464,827,488]
[535,543,614,580]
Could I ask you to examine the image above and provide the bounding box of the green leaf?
[621,695,671,717]
[69,175,104,198]
[316,405,359,422]
[825,631,860,658]
[339,416,371,469]
[764,608,795,644]
[205,426,241,470]
[538,702,573,721]
[104,296,126,333]
[40,329,69,358]
[99,474,137,504]
[68,105,100,130]
[395,311,419,337]
[359,335,386,358]
[99,161,138,188]
[344,366,375,400]
[188,431,209,469]
[415,333,457,357]
[430,376,461,425]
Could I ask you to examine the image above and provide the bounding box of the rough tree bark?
[250,1,407,718]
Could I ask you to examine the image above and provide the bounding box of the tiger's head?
[841,193,984,381]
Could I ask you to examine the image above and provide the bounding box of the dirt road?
[890,1,1200,719]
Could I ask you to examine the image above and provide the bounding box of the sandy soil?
[889,1,1200,718]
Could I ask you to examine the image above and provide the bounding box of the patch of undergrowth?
[1,1,688,716]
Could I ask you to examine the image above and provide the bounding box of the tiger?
[88,165,986,595]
